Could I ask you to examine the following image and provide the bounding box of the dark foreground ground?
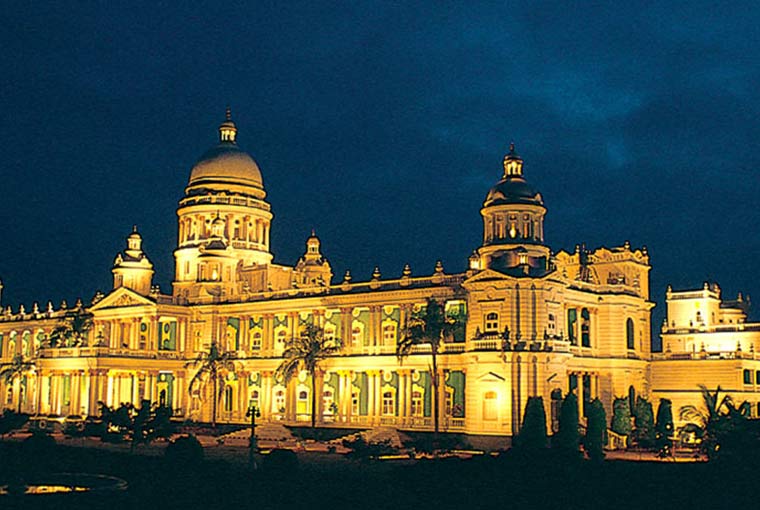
[0,440,756,510]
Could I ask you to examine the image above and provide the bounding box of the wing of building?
[0,111,752,438]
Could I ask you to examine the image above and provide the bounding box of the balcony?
[38,346,181,360]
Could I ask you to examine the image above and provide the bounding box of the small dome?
[187,109,264,191]
[483,177,543,207]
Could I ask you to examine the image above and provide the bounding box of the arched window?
[485,313,499,332]
[626,318,635,350]
[251,331,262,350]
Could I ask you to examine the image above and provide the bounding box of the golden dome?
[187,109,264,192]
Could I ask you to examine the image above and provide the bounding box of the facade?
[651,284,760,422]
[0,111,741,436]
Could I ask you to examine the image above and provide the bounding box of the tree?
[584,398,607,461]
[397,298,461,435]
[516,396,548,449]
[554,392,580,454]
[49,309,93,347]
[187,342,238,428]
[98,400,174,452]
[680,385,750,460]
[654,398,674,453]
[610,396,632,436]
[0,354,35,413]
[276,324,341,428]
[633,396,655,447]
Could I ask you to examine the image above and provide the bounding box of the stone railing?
[38,347,181,360]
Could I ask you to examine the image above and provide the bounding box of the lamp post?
[246,404,261,469]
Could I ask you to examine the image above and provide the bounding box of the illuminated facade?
[651,284,760,422]
[1,110,729,437]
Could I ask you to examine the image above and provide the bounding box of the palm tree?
[0,354,35,413]
[49,309,93,347]
[397,297,460,436]
[679,385,749,459]
[275,324,341,428]
[186,342,237,428]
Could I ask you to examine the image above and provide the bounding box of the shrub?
[610,397,631,436]
[165,434,204,464]
[633,396,655,447]
[0,410,28,436]
[515,396,548,450]
[343,436,397,459]
[584,398,606,461]
[554,392,580,454]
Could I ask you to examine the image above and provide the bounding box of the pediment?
[89,287,156,311]
[462,269,515,286]
[476,371,506,383]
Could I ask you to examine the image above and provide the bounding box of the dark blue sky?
[1,2,759,342]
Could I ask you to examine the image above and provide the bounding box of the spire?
[219,106,237,143]
[502,141,524,178]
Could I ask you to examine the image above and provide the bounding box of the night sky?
[2,2,759,346]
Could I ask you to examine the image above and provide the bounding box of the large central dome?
[186,109,265,196]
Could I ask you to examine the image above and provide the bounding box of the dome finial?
[219,107,237,143]
[502,142,523,177]
[132,224,138,233]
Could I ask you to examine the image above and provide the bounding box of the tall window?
[323,389,334,415]
[382,391,395,416]
[411,391,423,417]
[224,386,233,413]
[351,391,360,416]
[274,390,285,413]
[251,331,262,350]
[626,318,635,350]
[383,324,397,344]
[581,308,590,347]
[483,391,497,421]
[567,309,577,345]
[485,313,499,332]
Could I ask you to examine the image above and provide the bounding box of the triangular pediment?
[89,287,156,312]
[476,371,506,382]
[462,269,515,286]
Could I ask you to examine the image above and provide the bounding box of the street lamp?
[246,404,261,469]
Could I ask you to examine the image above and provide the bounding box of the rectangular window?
[756,371,760,385]
[744,369,752,385]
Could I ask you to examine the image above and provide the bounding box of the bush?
[554,392,580,455]
[0,410,28,436]
[610,397,632,436]
[343,436,397,459]
[263,449,299,474]
[633,396,655,447]
[584,398,607,461]
[165,434,204,464]
[515,396,548,450]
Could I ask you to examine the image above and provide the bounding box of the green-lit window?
[744,369,752,384]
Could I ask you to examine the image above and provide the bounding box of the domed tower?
[294,230,333,287]
[474,144,550,275]
[112,226,154,295]
[174,109,274,301]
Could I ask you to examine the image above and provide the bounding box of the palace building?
[0,111,754,436]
